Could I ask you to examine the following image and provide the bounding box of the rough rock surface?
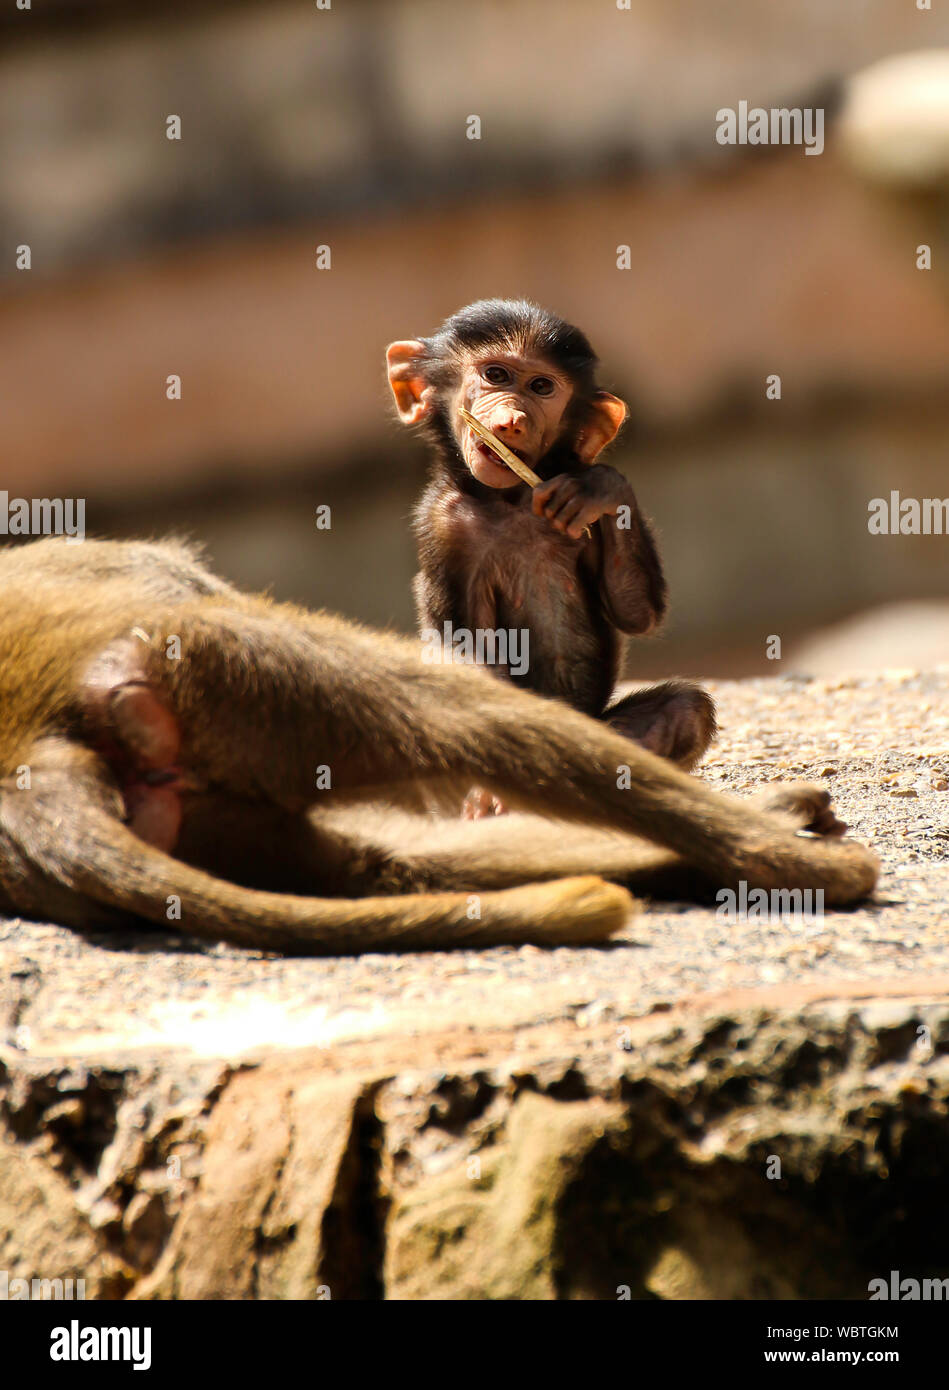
[1,669,947,1300]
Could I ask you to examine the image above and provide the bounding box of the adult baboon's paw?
[750,782,847,838]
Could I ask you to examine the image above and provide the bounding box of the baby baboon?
[387,299,717,776]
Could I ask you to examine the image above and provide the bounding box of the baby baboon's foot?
[605,679,717,772]
[461,786,508,820]
[82,636,191,850]
[751,782,848,838]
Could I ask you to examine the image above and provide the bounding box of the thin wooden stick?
[459,406,542,486]
[459,406,591,536]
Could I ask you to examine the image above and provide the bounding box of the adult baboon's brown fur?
[0,538,877,954]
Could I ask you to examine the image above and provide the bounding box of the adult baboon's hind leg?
[0,738,631,954]
[311,779,854,904]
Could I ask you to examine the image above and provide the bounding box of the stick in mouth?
[459,406,542,487]
[458,406,591,536]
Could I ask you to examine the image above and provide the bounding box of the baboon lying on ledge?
[0,538,877,954]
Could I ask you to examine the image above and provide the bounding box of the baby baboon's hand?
[532,466,628,541]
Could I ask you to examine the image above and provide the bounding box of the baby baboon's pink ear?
[575,391,628,463]
[386,340,431,424]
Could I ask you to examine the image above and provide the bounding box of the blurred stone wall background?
[1,0,947,675]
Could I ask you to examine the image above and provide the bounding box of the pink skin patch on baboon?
[82,638,187,852]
